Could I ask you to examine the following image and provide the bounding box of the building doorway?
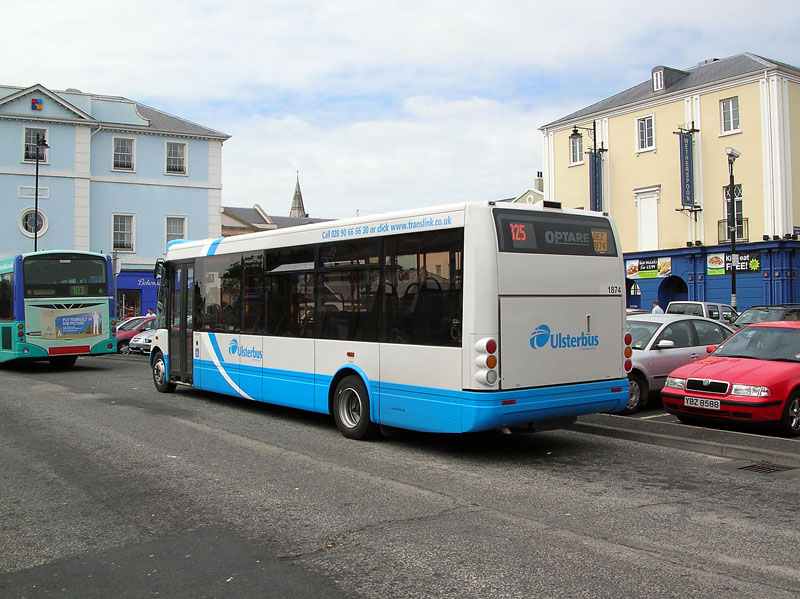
[657,275,688,308]
[117,289,142,319]
[626,279,642,308]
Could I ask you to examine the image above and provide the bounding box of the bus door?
[168,262,194,383]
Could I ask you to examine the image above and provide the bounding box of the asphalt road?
[1,355,799,598]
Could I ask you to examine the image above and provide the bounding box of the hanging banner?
[625,257,672,279]
[589,151,603,212]
[679,132,694,208]
[706,253,761,276]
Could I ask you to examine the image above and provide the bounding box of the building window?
[653,70,664,91]
[720,97,740,134]
[166,216,186,243]
[19,209,47,238]
[23,128,48,162]
[636,116,655,152]
[165,142,187,175]
[113,137,135,170]
[724,184,745,240]
[113,214,135,252]
[569,134,583,165]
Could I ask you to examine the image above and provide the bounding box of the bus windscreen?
[23,255,108,298]
[494,209,617,257]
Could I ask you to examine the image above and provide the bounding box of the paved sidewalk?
[573,413,800,466]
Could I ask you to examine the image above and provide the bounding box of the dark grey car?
[623,314,736,414]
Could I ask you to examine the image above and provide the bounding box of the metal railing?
[717,218,749,244]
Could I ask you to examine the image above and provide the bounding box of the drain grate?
[738,462,795,474]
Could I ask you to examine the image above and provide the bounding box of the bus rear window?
[23,255,108,298]
[493,209,617,256]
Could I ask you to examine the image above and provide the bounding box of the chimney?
[534,171,544,193]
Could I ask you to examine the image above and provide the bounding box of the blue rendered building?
[625,239,800,312]
[0,83,229,316]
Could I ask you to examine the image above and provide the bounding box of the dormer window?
[652,70,664,91]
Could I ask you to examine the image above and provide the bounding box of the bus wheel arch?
[151,349,176,393]
[328,367,378,440]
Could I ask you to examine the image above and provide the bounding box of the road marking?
[640,413,673,420]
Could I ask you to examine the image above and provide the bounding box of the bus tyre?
[49,356,78,368]
[332,375,377,440]
[779,393,800,437]
[152,351,176,393]
[621,372,648,415]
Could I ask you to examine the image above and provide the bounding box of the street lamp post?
[569,122,607,211]
[33,134,49,252]
[726,147,741,310]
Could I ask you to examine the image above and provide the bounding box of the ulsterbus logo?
[530,325,551,348]
[228,338,263,360]
[529,324,599,350]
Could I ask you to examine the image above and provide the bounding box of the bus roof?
[0,250,109,273]
[165,201,607,261]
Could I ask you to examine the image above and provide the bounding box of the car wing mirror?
[706,344,718,353]
[655,339,675,349]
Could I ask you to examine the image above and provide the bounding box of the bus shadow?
[0,359,111,374]
[177,387,334,432]
[175,386,591,461]
[384,428,594,464]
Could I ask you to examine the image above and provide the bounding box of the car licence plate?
[684,396,721,410]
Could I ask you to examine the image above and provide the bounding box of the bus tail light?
[17,323,24,338]
[474,337,498,387]
[623,331,633,372]
[475,369,498,386]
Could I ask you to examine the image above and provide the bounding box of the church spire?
[289,170,308,218]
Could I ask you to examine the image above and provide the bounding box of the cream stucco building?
[542,53,800,251]
[541,54,800,310]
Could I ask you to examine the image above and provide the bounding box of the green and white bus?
[0,251,117,366]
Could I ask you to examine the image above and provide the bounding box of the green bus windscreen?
[23,255,108,298]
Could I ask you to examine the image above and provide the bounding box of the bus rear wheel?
[49,356,77,368]
[152,351,176,393]
[332,375,377,440]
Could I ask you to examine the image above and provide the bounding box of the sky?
[4,1,800,218]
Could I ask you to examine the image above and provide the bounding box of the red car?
[662,321,800,436]
[115,315,156,353]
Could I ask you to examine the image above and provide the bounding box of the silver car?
[128,330,155,354]
[623,314,736,413]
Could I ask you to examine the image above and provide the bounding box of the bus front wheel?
[152,351,176,393]
[332,375,377,440]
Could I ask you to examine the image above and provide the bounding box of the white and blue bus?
[149,202,631,439]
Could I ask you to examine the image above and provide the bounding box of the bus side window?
[383,229,463,347]
[0,273,12,320]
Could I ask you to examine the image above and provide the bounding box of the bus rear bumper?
[380,378,629,433]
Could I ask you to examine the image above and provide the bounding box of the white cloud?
[221,96,557,216]
[3,1,799,218]
[4,1,798,98]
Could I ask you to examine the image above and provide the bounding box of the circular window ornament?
[19,209,48,238]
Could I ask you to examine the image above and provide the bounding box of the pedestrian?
[650,300,664,314]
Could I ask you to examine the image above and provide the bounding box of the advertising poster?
[625,257,672,279]
[28,305,105,340]
[706,253,761,276]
